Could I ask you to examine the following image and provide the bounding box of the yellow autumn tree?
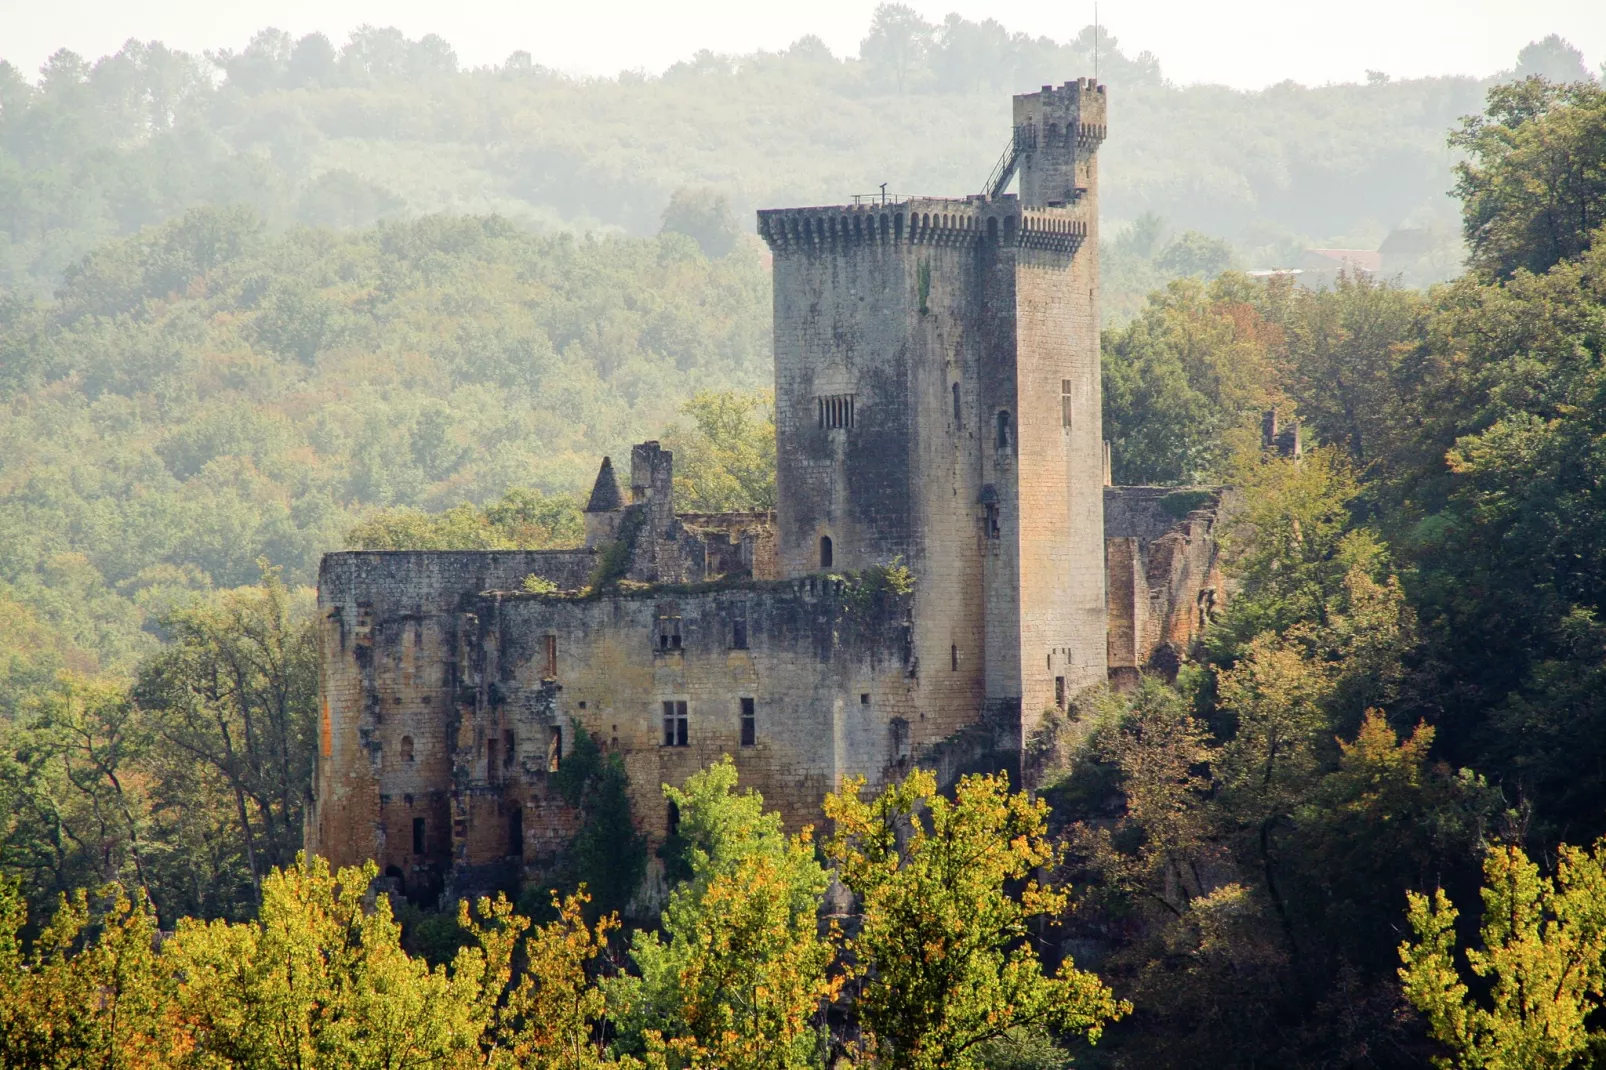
[824,769,1129,1070]
[0,878,180,1070]
[1400,840,1606,1069]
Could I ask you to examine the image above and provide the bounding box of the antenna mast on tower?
[1094,0,1100,82]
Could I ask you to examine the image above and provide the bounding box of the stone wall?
[1104,486,1232,683]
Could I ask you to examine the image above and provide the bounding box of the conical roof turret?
[585,456,624,513]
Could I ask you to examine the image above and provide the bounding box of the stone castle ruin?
[305,82,1228,905]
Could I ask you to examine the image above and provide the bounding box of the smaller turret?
[583,456,624,548]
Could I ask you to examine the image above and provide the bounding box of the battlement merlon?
[757,197,1088,256]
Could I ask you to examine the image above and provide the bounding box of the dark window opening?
[951,644,959,671]
[984,503,1001,539]
[503,730,515,767]
[657,614,682,652]
[952,382,962,426]
[508,807,523,858]
[543,634,557,678]
[996,410,1012,450]
[385,865,406,894]
[667,800,681,837]
[1062,379,1073,429]
[663,700,689,747]
[732,611,748,650]
[740,697,756,746]
[820,536,833,569]
[412,817,425,855]
[1055,676,1066,710]
[860,693,871,705]
[400,735,414,762]
[817,394,856,430]
[548,725,562,772]
[485,738,499,781]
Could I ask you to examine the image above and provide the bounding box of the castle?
[305,82,1227,905]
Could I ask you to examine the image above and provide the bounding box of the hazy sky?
[1,0,1602,89]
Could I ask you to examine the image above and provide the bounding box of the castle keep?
[305,82,1227,904]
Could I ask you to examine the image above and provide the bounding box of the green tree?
[660,188,741,259]
[132,567,316,906]
[1451,79,1606,280]
[823,769,1128,1069]
[549,723,647,920]
[615,759,836,1068]
[662,390,777,512]
[1400,840,1606,1069]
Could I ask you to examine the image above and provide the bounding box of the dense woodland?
[3,9,1606,1068]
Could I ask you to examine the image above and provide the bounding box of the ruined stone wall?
[313,563,917,900]
[462,579,913,856]
[308,550,596,898]
[1103,486,1231,683]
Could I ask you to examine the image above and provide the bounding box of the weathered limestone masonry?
[1104,486,1235,686]
[305,81,1231,905]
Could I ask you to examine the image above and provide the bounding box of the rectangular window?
[732,611,748,650]
[983,503,1001,539]
[817,394,856,430]
[657,614,682,652]
[485,738,499,782]
[740,697,756,746]
[503,729,515,767]
[547,725,562,772]
[1062,379,1073,429]
[543,634,557,678]
[412,817,425,855]
[662,700,688,747]
[1055,676,1066,710]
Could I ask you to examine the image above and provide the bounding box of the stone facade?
[304,82,1231,905]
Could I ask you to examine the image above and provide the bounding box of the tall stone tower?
[758,80,1109,749]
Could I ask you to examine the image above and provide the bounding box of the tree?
[823,769,1128,1069]
[549,723,647,921]
[1451,79,1606,280]
[616,759,837,1068]
[1101,276,1282,485]
[1400,840,1606,1069]
[481,888,625,1069]
[0,879,176,1070]
[167,854,487,1068]
[660,188,740,259]
[133,567,316,905]
[860,5,934,93]
[661,390,777,513]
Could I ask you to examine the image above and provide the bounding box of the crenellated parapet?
[758,196,1086,256]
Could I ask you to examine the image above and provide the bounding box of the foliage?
[1100,275,1283,485]
[661,390,777,513]
[132,565,316,915]
[660,187,741,259]
[823,769,1128,1068]
[1400,841,1606,1069]
[615,758,837,1068]
[1452,79,1606,281]
[549,722,648,920]
[349,488,585,551]
[1,569,315,926]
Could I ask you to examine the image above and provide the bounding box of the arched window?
[400,735,414,762]
[996,410,1012,450]
[820,535,834,569]
[952,382,962,427]
[667,800,681,837]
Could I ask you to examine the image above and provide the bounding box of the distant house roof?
[585,456,624,513]
[1300,248,1381,274]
